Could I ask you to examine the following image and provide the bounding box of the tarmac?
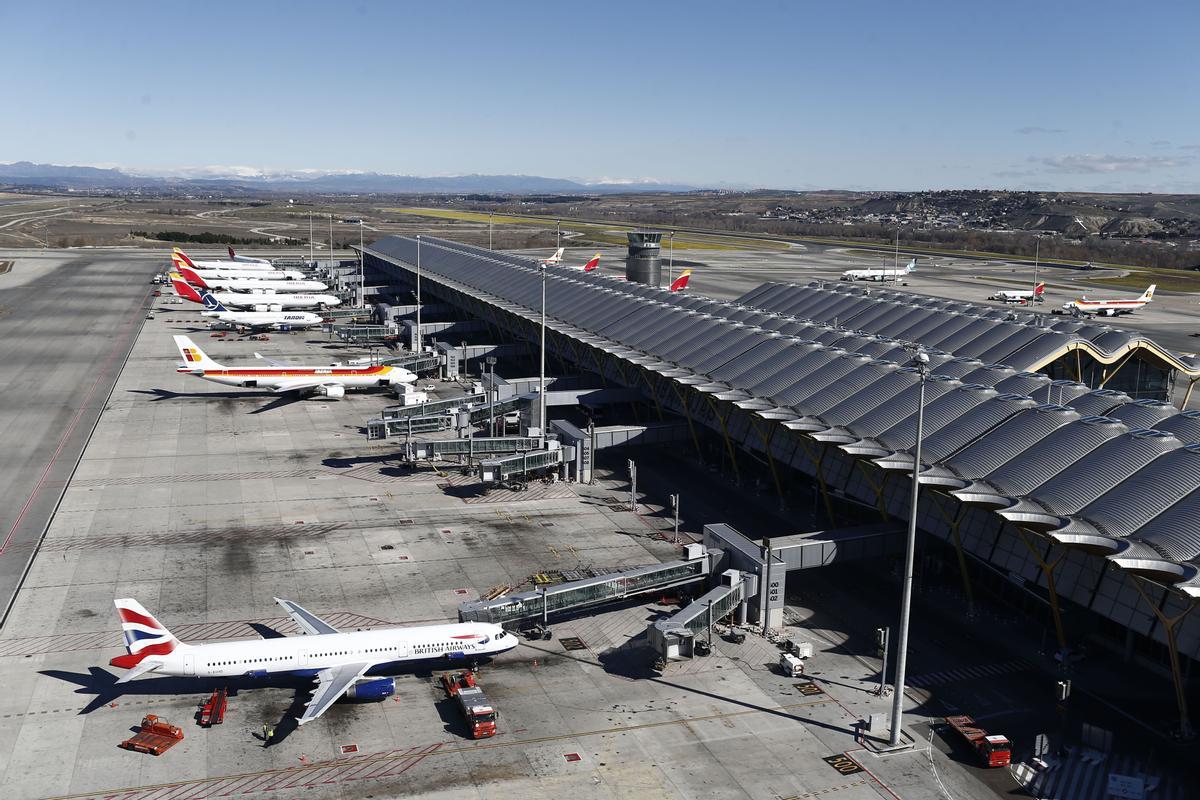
[0,247,1193,799]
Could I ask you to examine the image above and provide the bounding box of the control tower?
[625,231,663,286]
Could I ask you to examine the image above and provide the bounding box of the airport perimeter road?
[0,250,158,626]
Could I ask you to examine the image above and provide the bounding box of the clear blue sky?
[1,0,1197,192]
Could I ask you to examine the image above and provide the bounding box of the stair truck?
[119,715,184,755]
[944,714,1012,767]
[441,671,498,739]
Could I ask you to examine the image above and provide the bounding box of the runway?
[0,250,158,626]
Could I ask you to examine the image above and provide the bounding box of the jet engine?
[344,677,396,701]
[316,384,346,399]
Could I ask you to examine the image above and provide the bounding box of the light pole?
[538,263,547,442]
[556,221,561,250]
[415,235,422,353]
[893,227,900,273]
[668,231,675,287]
[309,213,314,265]
[628,459,637,512]
[358,220,365,307]
[670,493,680,544]
[489,211,494,250]
[888,348,929,746]
[486,356,497,437]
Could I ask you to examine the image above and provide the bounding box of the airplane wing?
[275,596,340,635]
[255,352,295,367]
[299,662,372,725]
[270,378,343,394]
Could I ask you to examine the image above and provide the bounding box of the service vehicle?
[441,671,498,739]
[119,715,184,755]
[943,714,1012,767]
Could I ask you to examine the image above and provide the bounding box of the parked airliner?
[1060,285,1155,316]
[178,265,328,293]
[111,597,516,725]
[841,258,916,282]
[174,335,415,397]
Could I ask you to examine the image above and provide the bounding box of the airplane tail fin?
[171,248,196,268]
[227,246,237,260]
[1141,284,1156,302]
[582,253,601,273]
[174,335,223,369]
[670,269,693,292]
[905,258,917,273]
[170,275,204,304]
[110,598,184,676]
[1034,282,1046,296]
[197,290,227,312]
[178,265,209,288]
[544,247,565,264]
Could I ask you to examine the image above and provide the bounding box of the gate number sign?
[822,754,864,776]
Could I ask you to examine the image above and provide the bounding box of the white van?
[779,653,805,677]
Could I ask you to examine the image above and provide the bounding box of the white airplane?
[172,250,306,280]
[110,597,516,726]
[540,247,566,265]
[177,265,329,293]
[564,252,600,273]
[194,293,323,332]
[1060,285,1155,317]
[990,282,1046,304]
[226,246,273,266]
[173,247,274,271]
[174,335,416,398]
[171,276,341,310]
[841,258,917,282]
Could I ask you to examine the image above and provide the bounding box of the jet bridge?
[401,436,542,463]
[478,443,566,485]
[366,395,527,440]
[648,569,752,660]
[458,544,713,625]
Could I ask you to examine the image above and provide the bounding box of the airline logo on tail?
[1143,285,1155,301]
[541,247,565,265]
[582,253,600,272]
[170,274,204,303]
[670,269,692,292]
[227,246,237,260]
[199,291,227,312]
[178,266,210,288]
[1034,282,1046,295]
[114,599,179,665]
[171,248,197,268]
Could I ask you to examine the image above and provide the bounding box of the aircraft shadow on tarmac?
[127,388,304,415]
[321,453,415,478]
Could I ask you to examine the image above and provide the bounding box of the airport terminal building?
[362,235,1200,733]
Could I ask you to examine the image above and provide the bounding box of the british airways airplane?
[111,598,517,725]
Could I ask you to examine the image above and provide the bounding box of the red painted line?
[843,748,903,800]
[0,285,152,556]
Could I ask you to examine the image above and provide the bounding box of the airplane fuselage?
[136,622,515,679]
[208,291,342,309]
[204,310,323,330]
[179,364,412,390]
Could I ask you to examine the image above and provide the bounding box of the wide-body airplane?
[172,277,341,310]
[111,597,516,725]
[226,246,273,266]
[174,335,415,397]
[197,294,323,332]
[990,281,1045,304]
[565,253,600,273]
[173,247,274,271]
[669,269,693,292]
[172,250,306,280]
[178,265,328,292]
[1061,285,1155,316]
[841,258,916,282]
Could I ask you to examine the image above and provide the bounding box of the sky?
[1,0,1198,192]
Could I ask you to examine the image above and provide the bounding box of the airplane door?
[297,650,309,668]
[183,653,196,676]
[394,643,408,660]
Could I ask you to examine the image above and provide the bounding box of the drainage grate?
[397,519,414,525]
[559,637,587,651]
[607,504,628,513]
[540,521,555,528]
[380,545,394,551]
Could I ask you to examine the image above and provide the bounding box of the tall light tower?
[358,220,365,307]
[668,231,676,286]
[415,235,422,353]
[888,348,930,746]
[538,263,547,441]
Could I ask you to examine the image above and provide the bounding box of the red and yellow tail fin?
[669,269,692,292]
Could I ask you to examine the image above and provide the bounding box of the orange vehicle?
[120,715,184,756]
[944,715,1011,767]
[441,671,498,739]
[198,688,227,727]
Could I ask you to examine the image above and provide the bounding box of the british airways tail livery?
[109,597,517,725]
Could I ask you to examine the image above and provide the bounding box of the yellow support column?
[1128,577,1197,738]
[1016,529,1069,654]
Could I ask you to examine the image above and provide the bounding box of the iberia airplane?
[567,253,601,273]
[172,249,306,280]
[226,246,273,266]
[669,269,693,292]
[174,335,416,398]
[173,247,274,271]
[1060,285,1155,317]
[171,275,341,310]
[989,282,1046,304]
[177,265,329,293]
[111,597,516,725]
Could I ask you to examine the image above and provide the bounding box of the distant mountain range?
[0,162,699,195]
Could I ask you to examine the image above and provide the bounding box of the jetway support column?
[1016,529,1068,655]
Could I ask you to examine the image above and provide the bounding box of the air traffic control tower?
[625,231,663,286]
